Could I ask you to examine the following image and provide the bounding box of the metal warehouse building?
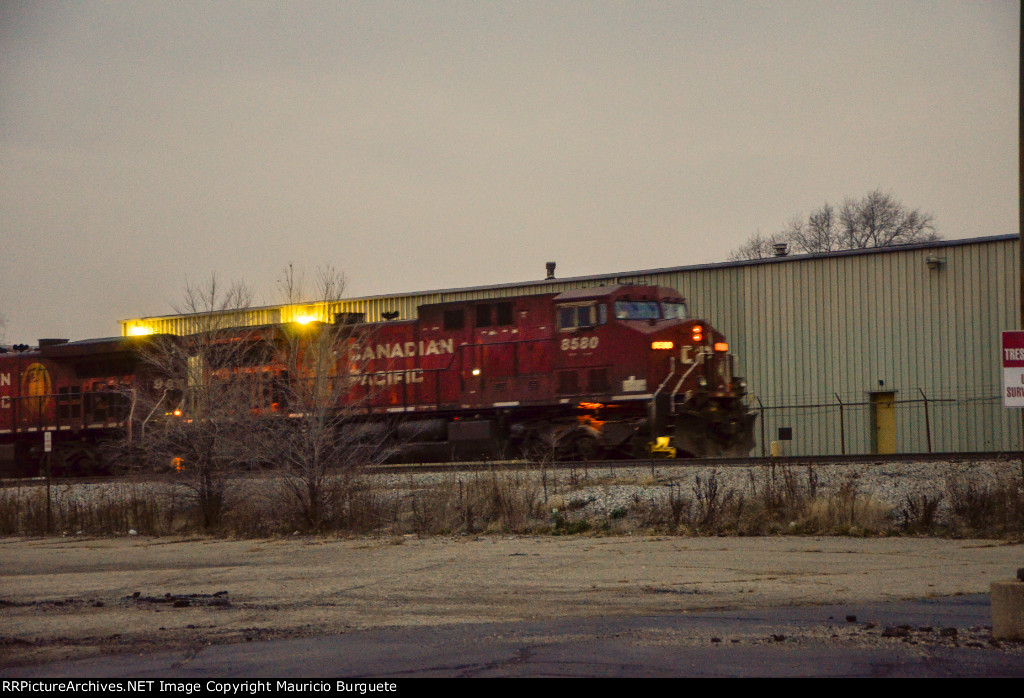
[121,234,1020,457]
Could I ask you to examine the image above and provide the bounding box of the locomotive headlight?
[130,325,154,336]
[472,368,481,376]
[651,341,674,350]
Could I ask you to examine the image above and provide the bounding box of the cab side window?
[557,303,606,330]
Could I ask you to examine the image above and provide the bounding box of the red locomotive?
[343,284,754,460]
[0,284,755,475]
[0,337,153,475]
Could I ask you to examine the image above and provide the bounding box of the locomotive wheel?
[54,447,103,477]
[574,435,600,461]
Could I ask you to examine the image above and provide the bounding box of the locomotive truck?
[0,284,755,475]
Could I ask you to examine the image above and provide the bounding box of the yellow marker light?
[651,341,674,350]
[714,342,729,352]
[130,326,154,336]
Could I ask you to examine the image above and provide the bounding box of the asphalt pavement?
[7,594,1022,678]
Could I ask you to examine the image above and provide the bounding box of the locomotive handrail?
[653,356,677,400]
[670,351,705,407]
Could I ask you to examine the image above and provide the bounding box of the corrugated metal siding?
[690,238,1021,456]
[119,237,1019,455]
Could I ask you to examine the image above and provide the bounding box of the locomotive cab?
[550,285,754,458]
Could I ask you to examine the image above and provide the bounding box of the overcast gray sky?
[1,0,1018,343]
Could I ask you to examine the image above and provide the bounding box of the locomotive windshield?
[661,300,688,320]
[614,301,660,320]
[613,300,688,321]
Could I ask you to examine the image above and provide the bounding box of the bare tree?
[837,189,938,249]
[129,267,394,532]
[790,203,840,254]
[726,231,790,262]
[131,275,263,529]
[245,265,392,531]
[727,189,938,260]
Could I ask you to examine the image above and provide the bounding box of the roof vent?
[773,243,789,257]
[545,262,556,279]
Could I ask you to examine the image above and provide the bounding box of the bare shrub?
[900,493,942,534]
[0,482,168,535]
[946,472,1024,536]
[801,476,891,535]
[692,472,737,531]
[395,470,548,535]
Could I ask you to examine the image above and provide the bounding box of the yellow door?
[870,392,896,454]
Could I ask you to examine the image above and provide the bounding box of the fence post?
[755,395,765,458]
[834,393,846,455]
[919,388,932,453]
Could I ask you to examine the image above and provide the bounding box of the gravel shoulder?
[2,534,1021,668]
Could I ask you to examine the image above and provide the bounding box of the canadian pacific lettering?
[352,338,454,361]
[354,369,424,386]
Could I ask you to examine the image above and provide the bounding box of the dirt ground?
[1,534,1022,668]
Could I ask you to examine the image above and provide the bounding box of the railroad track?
[364,450,1024,475]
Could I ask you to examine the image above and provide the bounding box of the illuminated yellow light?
[692,325,703,333]
[173,409,182,417]
[651,341,674,350]
[714,342,729,352]
[295,314,316,325]
[130,326,154,336]
[472,368,481,376]
[692,333,703,343]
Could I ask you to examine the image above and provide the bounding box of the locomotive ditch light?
[651,341,674,350]
[714,342,729,352]
[472,368,481,376]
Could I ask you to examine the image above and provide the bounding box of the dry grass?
[1,465,1021,539]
